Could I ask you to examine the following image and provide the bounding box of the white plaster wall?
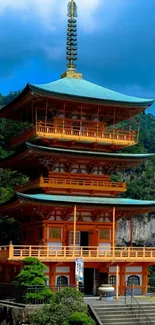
[109,266,120,273]
[99,243,111,250]
[126,266,142,273]
[47,242,62,248]
[99,243,111,256]
[56,267,70,273]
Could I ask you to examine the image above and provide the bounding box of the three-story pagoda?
[0,0,155,296]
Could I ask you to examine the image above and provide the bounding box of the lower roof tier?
[1,192,155,221]
[17,192,155,207]
[0,142,153,175]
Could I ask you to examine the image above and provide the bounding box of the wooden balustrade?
[7,119,139,149]
[36,120,138,146]
[40,174,126,193]
[3,245,155,262]
[16,174,126,194]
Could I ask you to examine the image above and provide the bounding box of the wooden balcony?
[41,173,126,194]
[7,118,139,150]
[36,120,138,147]
[17,173,126,195]
[2,245,155,263]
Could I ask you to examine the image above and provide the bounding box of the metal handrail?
[125,283,153,325]
[130,295,153,325]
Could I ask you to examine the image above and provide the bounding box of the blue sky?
[0,0,155,114]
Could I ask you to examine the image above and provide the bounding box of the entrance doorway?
[80,232,89,247]
[99,272,108,285]
[84,268,94,295]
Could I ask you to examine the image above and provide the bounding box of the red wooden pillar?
[50,263,55,287]
[120,264,126,295]
[142,264,148,295]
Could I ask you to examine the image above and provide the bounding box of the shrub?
[63,312,95,325]
[30,288,88,325]
[55,287,84,304]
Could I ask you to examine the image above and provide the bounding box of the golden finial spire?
[61,0,82,79]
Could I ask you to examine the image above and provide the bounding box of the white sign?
[75,258,84,283]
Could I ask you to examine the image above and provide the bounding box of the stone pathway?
[84,295,155,306]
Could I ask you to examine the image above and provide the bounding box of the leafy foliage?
[13,257,48,287]
[13,257,53,303]
[0,118,32,139]
[149,266,155,289]
[30,288,91,325]
[0,167,29,245]
[0,218,20,245]
[63,312,95,325]
[0,91,20,108]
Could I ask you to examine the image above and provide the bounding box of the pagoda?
[0,0,155,296]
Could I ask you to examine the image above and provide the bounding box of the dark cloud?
[0,0,155,114]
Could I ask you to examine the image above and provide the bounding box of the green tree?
[13,257,53,303]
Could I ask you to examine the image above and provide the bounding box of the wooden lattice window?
[100,229,110,240]
[69,231,80,246]
[128,275,140,286]
[109,275,116,286]
[57,276,68,286]
[49,228,61,239]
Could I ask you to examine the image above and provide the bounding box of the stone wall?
[0,304,39,325]
[116,213,155,246]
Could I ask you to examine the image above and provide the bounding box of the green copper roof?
[29,77,154,106]
[26,142,154,160]
[17,192,155,208]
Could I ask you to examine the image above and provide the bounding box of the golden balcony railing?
[40,173,126,194]
[5,245,155,263]
[36,120,138,146]
[16,173,126,194]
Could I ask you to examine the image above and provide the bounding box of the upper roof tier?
[0,77,154,120]
[32,77,153,106]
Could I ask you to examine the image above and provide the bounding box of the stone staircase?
[89,303,155,325]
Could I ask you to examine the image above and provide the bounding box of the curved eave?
[0,81,153,118]
[28,83,154,108]
[17,192,155,209]
[0,142,153,166]
[26,142,154,160]
[0,84,31,117]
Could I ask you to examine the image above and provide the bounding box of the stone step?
[101,315,139,320]
[129,306,155,308]
[91,302,155,325]
[100,321,141,325]
[94,307,133,312]
[96,311,136,316]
